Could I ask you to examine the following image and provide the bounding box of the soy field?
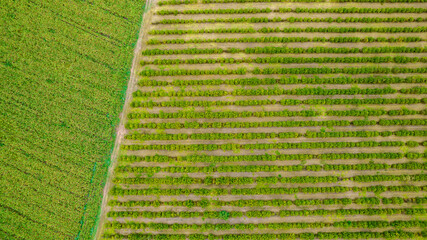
[0,1,146,239]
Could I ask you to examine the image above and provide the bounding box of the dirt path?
[94,0,156,239]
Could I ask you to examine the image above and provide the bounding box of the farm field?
[0,0,146,239]
[101,0,427,239]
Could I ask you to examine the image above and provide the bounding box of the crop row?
[113,174,426,185]
[140,67,427,76]
[109,196,427,208]
[126,119,427,130]
[131,97,425,108]
[128,109,426,120]
[106,220,426,231]
[142,56,427,65]
[118,152,424,163]
[111,185,425,196]
[120,140,421,151]
[245,46,427,54]
[253,67,426,75]
[142,46,427,55]
[125,130,427,141]
[155,17,426,25]
[148,36,423,45]
[138,76,426,86]
[128,109,321,119]
[133,86,424,98]
[156,7,427,15]
[107,207,426,219]
[116,162,426,174]
[201,0,427,3]
[104,231,424,240]
[149,26,427,35]
[158,0,426,5]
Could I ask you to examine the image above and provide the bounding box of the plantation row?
[109,196,427,208]
[113,174,426,185]
[142,56,427,65]
[245,46,427,54]
[110,185,426,197]
[116,162,426,174]
[140,66,427,76]
[105,231,426,240]
[127,108,426,120]
[120,140,422,151]
[157,0,427,5]
[253,67,426,75]
[128,109,320,119]
[148,36,424,45]
[142,46,427,55]
[155,16,427,25]
[119,152,424,163]
[131,97,425,108]
[138,76,426,86]
[125,130,427,141]
[107,207,426,219]
[106,220,426,231]
[126,119,427,130]
[133,86,423,98]
[104,231,427,240]
[110,185,425,196]
[156,7,427,15]
[149,26,427,35]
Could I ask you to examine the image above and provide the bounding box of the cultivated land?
[0,1,145,239]
[99,0,427,239]
[105,0,426,239]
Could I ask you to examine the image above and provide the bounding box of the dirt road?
[94,0,155,239]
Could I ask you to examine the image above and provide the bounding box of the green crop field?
[98,0,427,239]
[0,0,146,239]
[2,0,427,239]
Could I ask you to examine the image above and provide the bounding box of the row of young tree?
[133,86,425,98]
[106,231,425,240]
[110,184,423,196]
[143,56,426,65]
[119,151,419,163]
[149,26,426,35]
[116,183,424,194]
[148,36,423,45]
[113,174,425,185]
[156,16,425,24]
[142,46,426,55]
[252,66,427,75]
[131,97,424,108]
[156,7,426,15]
[140,67,426,76]
[158,0,425,4]
[106,220,425,231]
[116,162,426,174]
[133,86,399,97]
[128,109,320,119]
[138,76,425,85]
[126,118,426,130]
[201,0,425,3]
[107,207,425,219]
[109,196,427,208]
[158,0,197,5]
[121,140,415,151]
[125,130,426,141]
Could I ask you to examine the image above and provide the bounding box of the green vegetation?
[7,0,419,239]
[0,0,145,239]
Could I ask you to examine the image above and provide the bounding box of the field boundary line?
[93,0,154,239]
